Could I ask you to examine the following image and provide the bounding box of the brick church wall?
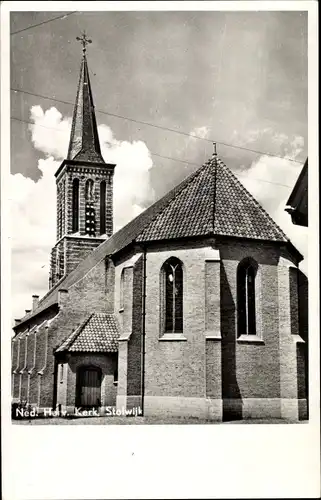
[37,258,112,408]
[220,242,281,403]
[12,256,114,410]
[29,325,42,405]
[12,335,22,400]
[11,336,20,398]
[138,238,306,420]
[18,333,27,402]
[144,243,209,401]
[297,269,309,410]
[126,255,143,406]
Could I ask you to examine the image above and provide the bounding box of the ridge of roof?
[137,158,215,241]
[215,159,288,241]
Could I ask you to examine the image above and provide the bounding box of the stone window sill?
[237,335,264,345]
[292,334,305,344]
[159,333,187,341]
[205,332,222,340]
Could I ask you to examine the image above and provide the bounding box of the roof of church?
[16,153,302,328]
[137,156,288,242]
[56,313,119,353]
[67,53,105,164]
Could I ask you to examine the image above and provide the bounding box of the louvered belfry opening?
[85,179,96,236]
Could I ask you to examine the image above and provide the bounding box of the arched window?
[161,257,183,333]
[72,178,79,233]
[100,180,106,235]
[85,179,95,236]
[119,268,125,311]
[237,258,257,336]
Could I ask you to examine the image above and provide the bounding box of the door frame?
[75,365,102,409]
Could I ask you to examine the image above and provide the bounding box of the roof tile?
[56,313,119,353]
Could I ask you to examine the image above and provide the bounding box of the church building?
[11,37,308,421]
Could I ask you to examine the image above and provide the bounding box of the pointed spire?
[67,33,104,163]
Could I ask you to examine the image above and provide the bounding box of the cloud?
[98,124,153,230]
[190,125,210,139]
[10,106,154,319]
[29,105,71,159]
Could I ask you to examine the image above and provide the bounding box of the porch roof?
[56,313,119,353]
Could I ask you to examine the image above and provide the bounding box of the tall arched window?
[119,268,125,311]
[85,179,95,236]
[237,258,257,336]
[72,178,79,233]
[161,257,183,333]
[100,180,106,235]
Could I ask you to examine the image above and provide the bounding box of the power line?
[11,11,78,35]
[11,115,294,189]
[11,87,305,165]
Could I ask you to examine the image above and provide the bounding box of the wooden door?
[78,367,102,408]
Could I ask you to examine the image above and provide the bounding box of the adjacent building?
[285,158,308,227]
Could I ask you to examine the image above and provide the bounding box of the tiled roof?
[17,154,301,328]
[213,159,288,240]
[137,157,288,242]
[56,313,119,353]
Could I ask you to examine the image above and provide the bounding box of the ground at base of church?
[13,416,307,425]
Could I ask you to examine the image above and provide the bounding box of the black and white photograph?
[1,1,319,499]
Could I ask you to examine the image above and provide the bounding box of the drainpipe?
[140,246,147,416]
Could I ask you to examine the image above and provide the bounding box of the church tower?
[49,33,115,288]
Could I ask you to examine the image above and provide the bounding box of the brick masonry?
[115,239,308,420]
[50,162,114,288]
[12,255,116,411]
[12,237,308,420]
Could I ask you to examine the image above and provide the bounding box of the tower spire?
[67,32,103,163]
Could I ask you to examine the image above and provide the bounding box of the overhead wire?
[11,116,295,189]
[11,87,305,166]
[10,11,78,35]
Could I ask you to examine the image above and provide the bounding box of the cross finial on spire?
[212,142,217,157]
[76,31,92,56]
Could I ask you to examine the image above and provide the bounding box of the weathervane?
[76,31,92,56]
[212,142,217,157]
